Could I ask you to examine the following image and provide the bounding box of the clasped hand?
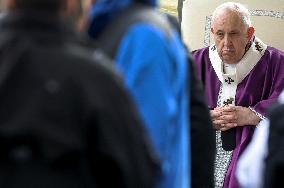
[210,105,260,131]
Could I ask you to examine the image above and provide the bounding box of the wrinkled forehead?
[212,10,246,31]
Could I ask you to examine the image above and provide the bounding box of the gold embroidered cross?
[223,97,234,106]
[255,42,263,53]
[225,77,234,84]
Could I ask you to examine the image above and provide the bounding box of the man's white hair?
[212,2,252,28]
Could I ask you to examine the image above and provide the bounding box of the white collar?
[209,37,267,84]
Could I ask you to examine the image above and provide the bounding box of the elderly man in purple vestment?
[192,2,284,188]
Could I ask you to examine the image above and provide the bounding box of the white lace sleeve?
[249,107,266,120]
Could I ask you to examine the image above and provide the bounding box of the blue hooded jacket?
[88,1,190,188]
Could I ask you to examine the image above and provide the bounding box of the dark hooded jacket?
[0,10,158,188]
[87,1,190,188]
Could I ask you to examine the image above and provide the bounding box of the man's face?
[211,10,252,64]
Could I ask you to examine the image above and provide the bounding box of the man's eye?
[216,33,224,37]
[230,32,239,36]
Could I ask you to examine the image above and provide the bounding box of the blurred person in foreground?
[84,0,191,187]
[0,0,158,187]
[173,1,216,187]
[191,2,284,188]
[236,90,284,188]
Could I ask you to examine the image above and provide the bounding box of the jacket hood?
[87,0,157,38]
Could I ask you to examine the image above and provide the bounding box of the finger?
[214,107,223,111]
[222,106,236,112]
[210,110,222,118]
[223,123,238,129]
[213,123,221,130]
[220,126,230,131]
[220,110,233,116]
[220,114,237,122]
[213,119,232,125]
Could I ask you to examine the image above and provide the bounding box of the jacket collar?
[0,11,74,39]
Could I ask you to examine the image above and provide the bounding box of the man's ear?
[247,27,255,40]
[211,27,214,34]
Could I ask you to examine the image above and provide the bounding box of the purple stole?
[192,41,284,188]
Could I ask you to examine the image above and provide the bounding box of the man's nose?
[223,34,232,46]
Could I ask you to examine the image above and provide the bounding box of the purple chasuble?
[192,46,284,188]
